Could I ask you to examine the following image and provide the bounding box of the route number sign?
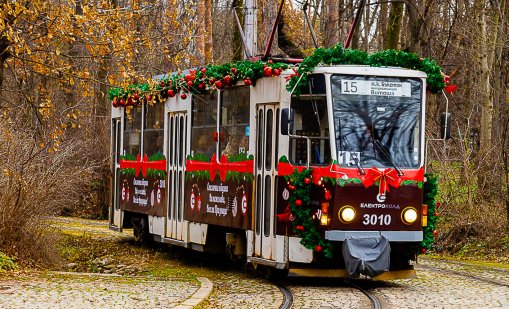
[341,80,411,97]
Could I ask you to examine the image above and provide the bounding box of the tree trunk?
[204,0,213,63]
[323,0,340,47]
[384,1,404,50]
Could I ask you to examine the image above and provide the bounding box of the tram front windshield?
[331,75,423,169]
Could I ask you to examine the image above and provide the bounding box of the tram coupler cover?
[342,235,390,278]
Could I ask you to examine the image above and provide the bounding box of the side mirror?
[440,112,451,139]
[281,108,294,136]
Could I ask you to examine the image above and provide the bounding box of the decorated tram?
[109,46,446,279]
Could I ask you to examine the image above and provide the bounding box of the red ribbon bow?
[362,167,401,195]
[186,154,254,182]
[120,154,166,178]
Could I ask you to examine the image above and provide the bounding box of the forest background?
[0,0,508,266]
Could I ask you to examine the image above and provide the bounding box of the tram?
[109,48,445,279]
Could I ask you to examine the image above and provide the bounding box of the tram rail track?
[276,282,293,309]
[344,280,382,309]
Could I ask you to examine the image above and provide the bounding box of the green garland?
[421,173,439,253]
[286,45,446,96]
[108,60,289,107]
[287,168,334,258]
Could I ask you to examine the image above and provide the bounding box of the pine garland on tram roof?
[108,44,448,108]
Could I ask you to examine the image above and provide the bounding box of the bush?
[0,120,99,267]
[0,252,17,271]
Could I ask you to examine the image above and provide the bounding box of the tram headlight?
[402,207,418,225]
[339,206,356,223]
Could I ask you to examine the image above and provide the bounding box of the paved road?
[1,218,509,308]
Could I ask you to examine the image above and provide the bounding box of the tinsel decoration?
[286,168,334,258]
[421,173,439,252]
[286,45,446,96]
[108,60,289,107]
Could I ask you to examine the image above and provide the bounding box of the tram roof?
[305,65,428,78]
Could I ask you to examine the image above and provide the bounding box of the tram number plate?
[362,214,392,226]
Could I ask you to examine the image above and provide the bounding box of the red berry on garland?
[288,185,295,191]
[181,93,187,100]
[223,75,231,86]
[296,225,304,231]
[231,67,237,75]
[167,90,175,97]
[127,97,133,106]
[295,199,302,206]
[112,99,118,107]
[201,68,207,74]
[273,68,280,76]
[434,211,439,217]
[119,99,125,106]
[263,67,273,77]
[304,177,311,184]
[198,83,205,91]
[146,95,152,102]
[215,80,223,89]
[324,190,332,201]
[421,248,427,254]
[161,82,165,87]
[433,230,438,237]
[268,60,273,64]
[133,93,139,100]
[315,245,322,252]
[244,78,252,86]
[436,202,441,208]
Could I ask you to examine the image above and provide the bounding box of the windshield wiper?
[371,138,404,176]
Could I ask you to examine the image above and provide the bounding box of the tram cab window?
[220,86,250,158]
[191,92,218,159]
[143,102,164,157]
[289,95,330,165]
[123,107,142,158]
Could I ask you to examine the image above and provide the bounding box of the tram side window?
[289,96,330,165]
[220,86,250,158]
[143,103,164,157]
[191,92,218,159]
[123,107,143,158]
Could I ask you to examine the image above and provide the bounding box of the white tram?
[110,63,435,279]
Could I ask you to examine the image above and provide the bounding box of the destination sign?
[341,80,411,97]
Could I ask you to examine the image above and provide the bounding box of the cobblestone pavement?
[3,217,509,308]
[0,274,198,309]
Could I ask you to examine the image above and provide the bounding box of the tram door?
[166,112,188,240]
[110,117,122,228]
[254,104,279,259]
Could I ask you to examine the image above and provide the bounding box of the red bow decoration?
[362,167,402,195]
[186,154,254,181]
[120,154,166,178]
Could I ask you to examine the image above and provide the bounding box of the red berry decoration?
[133,93,139,100]
[436,202,441,208]
[294,199,302,206]
[433,230,438,237]
[304,177,311,184]
[263,66,273,77]
[296,225,304,231]
[119,99,125,106]
[146,95,152,102]
[112,99,119,107]
[421,248,427,254]
[201,68,206,74]
[187,80,193,87]
[288,185,295,191]
[244,78,252,86]
[215,80,223,89]
[198,83,205,91]
[315,245,322,252]
[167,89,175,97]
[181,93,187,100]
[223,75,231,86]
[324,190,332,201]
[273,68,281,76]
[160,82,165,87]
[268,60,273,64]
[231,67,238,75]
